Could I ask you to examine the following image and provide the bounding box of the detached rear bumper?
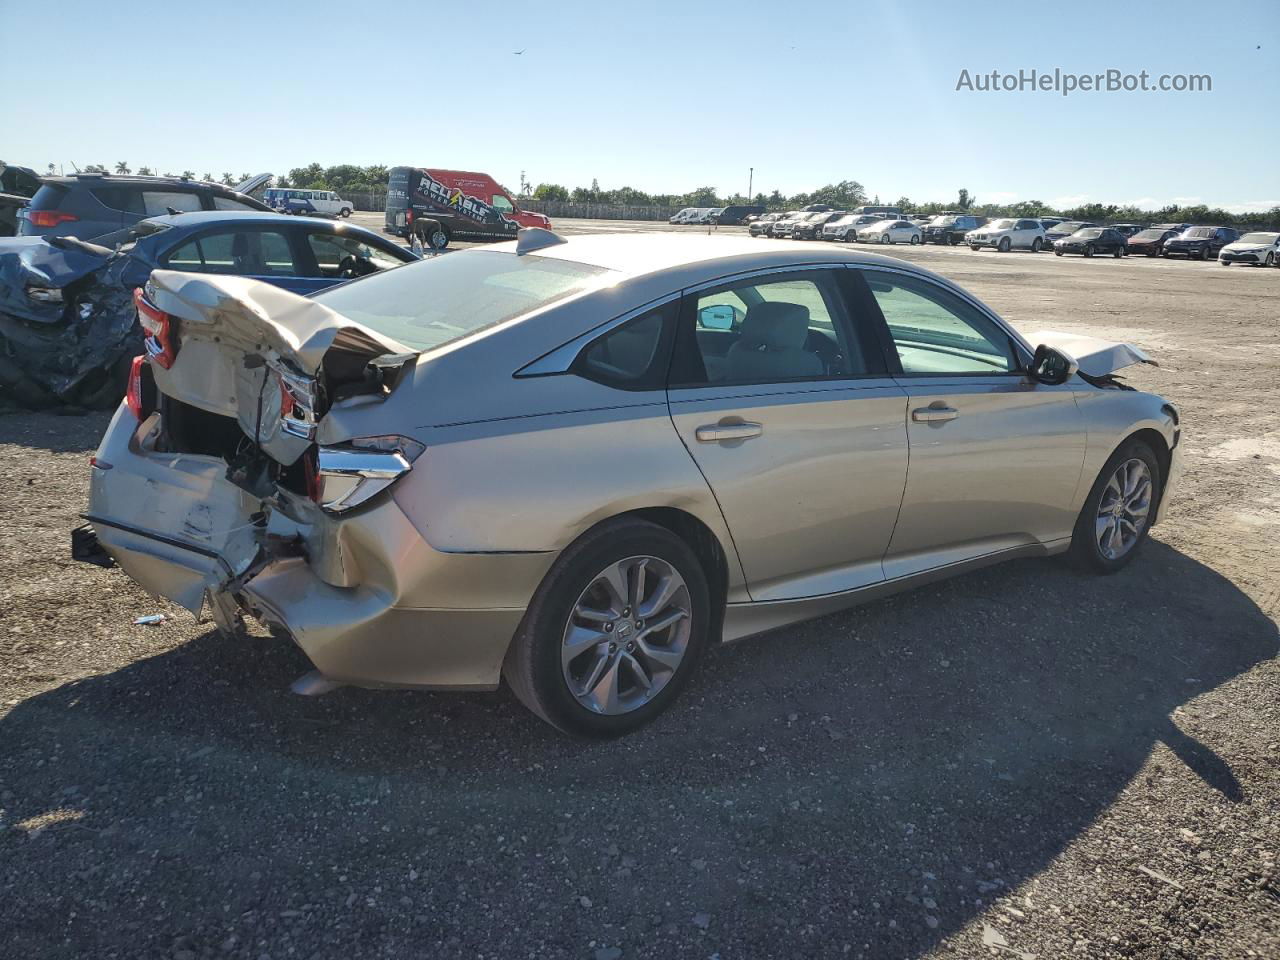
[83,405,551,690]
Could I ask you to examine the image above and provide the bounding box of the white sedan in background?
[1218,232,1280,267]
[856,219,922,245]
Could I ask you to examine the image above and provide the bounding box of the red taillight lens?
[133,287,178,368]
[406,209,414,224]
[125,355,146,420]
[28,210,79,229]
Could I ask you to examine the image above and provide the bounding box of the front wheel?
[998,237,1011,252]
[1031,237,1043,253]
[503,519,711,737]
[340,208,352,218]
[1113,245,1122,258]
[1054,249,1064,257]
[1266,252,1275,267]
[970,244,982,251]
[1084,245,1095,258]
[1068,439,1161,574]
[879,233,890,244]
[909,234,920,245]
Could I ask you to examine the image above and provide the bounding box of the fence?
[333,189,680,222]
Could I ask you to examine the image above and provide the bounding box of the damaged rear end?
[83,268,445,678]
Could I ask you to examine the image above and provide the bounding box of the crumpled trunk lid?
[144,269,413,465]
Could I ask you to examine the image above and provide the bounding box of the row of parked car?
[746,209,1280,265]
[668,205,765,226]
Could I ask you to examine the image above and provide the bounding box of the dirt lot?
[2,224,1278,960]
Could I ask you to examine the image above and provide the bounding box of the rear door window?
[162,229,297,276]
[90,187,145,215]
[143,191,203,216]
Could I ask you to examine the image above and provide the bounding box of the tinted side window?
[863,271,1017,375]
[162,229,296,275]
[574,303,674,390]
[143,191,202,216]
[90,187,145,215]
[212,196,259,211]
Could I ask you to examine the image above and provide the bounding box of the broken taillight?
[123,354,158,422]
[133,287,178,369]
[27,210,79,229]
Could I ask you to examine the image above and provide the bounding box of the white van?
[263,188,353,218]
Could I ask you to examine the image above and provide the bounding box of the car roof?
[140,211,367,231]
[44,174,234,190]
[495,233,945,284]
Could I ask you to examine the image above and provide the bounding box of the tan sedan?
[80,231,1180,736]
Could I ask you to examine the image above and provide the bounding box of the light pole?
[747,167,753,202]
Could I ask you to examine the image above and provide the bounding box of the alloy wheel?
[561,556,692,715]
[1095,459,1152,561]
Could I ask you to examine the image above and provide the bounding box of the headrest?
[740,301,810,350]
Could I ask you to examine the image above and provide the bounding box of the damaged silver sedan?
[80,231,1181,737]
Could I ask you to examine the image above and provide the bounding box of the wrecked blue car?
[0,211,417,408]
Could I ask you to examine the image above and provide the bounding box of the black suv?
[18,173,270,240]
[922,214,984,245]
[1162,226,1239,261]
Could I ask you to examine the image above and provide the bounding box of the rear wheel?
[1068,439,1161,574]
[503,519,711,737]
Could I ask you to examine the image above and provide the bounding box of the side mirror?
[698,304,739,331]
[1029,344,1079,385]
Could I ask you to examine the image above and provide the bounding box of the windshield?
[88,220,171,249]
[311,250,616,353]
[930,217,957,226]
[1181,227,1214,238]
[1074,229,1104,239]
[1132,229,1168,241]
[988,219,1015,229]
[1238,232,1277,244]
[1054,221,1087,232]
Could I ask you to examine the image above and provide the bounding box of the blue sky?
[3,0,1277,211]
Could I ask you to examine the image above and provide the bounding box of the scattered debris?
[691,912,711,930]
[982,922,1038,959]
[133,614,168,626]
[1137,865,1184,890]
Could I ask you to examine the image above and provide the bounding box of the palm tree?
[115,161,131,175]
[220,172,234,186]
[46,163,56,175]
[137,166,153,176]
[181,170,195,179]
[202,172,214,183]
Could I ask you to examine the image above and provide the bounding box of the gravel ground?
[2,227,1278,959]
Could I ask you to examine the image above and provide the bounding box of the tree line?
[57,163,1280,228]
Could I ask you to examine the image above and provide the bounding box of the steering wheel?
[337,254,373,279]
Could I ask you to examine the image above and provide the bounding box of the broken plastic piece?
[134,613,168,625]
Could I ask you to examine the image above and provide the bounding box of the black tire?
[998,236,1011,252]
[909,233,920,245]
[1267,252,1276,268]
[340,208,352,218]
[970,245,982,251]
[1112,245,1122,258]
[1031,237,1042,253]
[1084,245,1095,258]
[503,518,712,737]
[1067,438,1162,574]
[1055,249,1064,257]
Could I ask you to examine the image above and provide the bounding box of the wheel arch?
[1115,427,1173,523]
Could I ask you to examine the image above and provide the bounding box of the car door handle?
[912,405,959,423]
[695,421,763,442]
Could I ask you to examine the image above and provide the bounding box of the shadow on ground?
[1,541,1274,958]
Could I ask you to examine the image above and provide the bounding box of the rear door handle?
[695,421,763,442]
[912,405,959,423]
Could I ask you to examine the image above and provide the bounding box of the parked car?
[18,172,272,241]
[712,205,766,226]
[0,212,415,409]
[791,211,846,240]
[0,163,41,237]
[264,188,352,218]
[1039,217,1066,229]
[748,212,787,237]
[1053,227,1130,258]
[857,219,922,245]
[1125,225,1184,257]
[1218,231,1280,267]
[1042,221,1099,251]
[821,213,885,242]
[922,214,984,245]
[966,218,1046,252]
[771,211,814,239]
[692,208,725,225]
[1108,223,1146,239]
[1163,226,1239,260]
[78,231,1179,737]
[669,207,700,224]
[384,167,550,247]
[762,212,803,237]
[801,203,834,212]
